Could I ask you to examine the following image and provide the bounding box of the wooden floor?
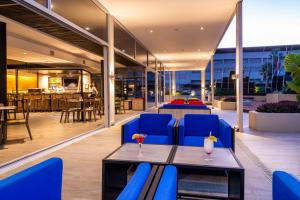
[0,110,140,165]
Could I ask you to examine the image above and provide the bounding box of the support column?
[171,71,176,96]
[155,70,159,107]
[210,56,215,107]
[103,15,115,127]
[201,70,206,102]
[236,1,243,132]
[0,22,7,144]
[144,69,148,109]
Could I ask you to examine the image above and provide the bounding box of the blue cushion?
[144,135,169,145]
[140,113,172,135]
[183,136,224,147]
[117,163,151,200]
[184,114,219,137]
[154,165,177,200]
[273,171,300,200]
[0,157,63,200]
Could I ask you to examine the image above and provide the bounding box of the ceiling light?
[149,30,153,33]
[200,26,204,30]
[85,27,90,31]
[23,52,27,55]
[197,49,201,52]
[50,4,54,9]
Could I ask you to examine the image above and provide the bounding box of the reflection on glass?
[136,42,147,66]
[34,0,47,7]
[114,22,135,57]
[51,0,107,40]
[148,54,156,70]
[147,71,155,108]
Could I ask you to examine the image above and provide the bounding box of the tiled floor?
[0,108,298,200]
[0,110,140,165]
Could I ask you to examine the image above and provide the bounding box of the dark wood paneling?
[0,0,103,56]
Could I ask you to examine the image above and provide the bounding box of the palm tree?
[260,62,272,93]
[284,54,300,102]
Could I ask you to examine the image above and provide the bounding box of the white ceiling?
[98,0,239,70]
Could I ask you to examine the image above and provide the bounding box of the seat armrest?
[167,118,177,144]
[273,171,300,200]
[154,165,177,200]
[122,118,140,144]
[117,163,151,200]
[178,118,185,145]
[219,119,234,150]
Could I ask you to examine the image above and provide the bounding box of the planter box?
[159,108,211,119]
[266,94,297,103]
[249,111,300,132]
[214,100,236,110]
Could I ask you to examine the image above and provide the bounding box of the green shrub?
[256,101,300,113]
[284,54,300,102]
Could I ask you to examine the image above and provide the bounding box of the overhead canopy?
[98,0,239,71]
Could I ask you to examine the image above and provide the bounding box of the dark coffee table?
[170,146,244,200]
[102,143,175,200]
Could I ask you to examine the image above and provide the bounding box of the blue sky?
[219,0,300,48]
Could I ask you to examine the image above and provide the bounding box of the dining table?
[0,106,17,144]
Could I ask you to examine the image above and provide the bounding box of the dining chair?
[7,103,32,140]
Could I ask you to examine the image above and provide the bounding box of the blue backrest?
[273,171,300,200]
[0,157,63,200]
[117,163,151,200]
[140,113,172,135]
[184,114,219,137]
[154,165,177,200]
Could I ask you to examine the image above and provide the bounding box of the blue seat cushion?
[183,136,224,147]
[140,114,172,136]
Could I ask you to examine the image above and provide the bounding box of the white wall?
[38,74,49,90]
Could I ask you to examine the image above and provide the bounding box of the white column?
[155,70,159,107]
[201,70,206,102]
[236,1,243,132]
[169,71,172,101]
[103,14,115,127]
[171,71,176,96]
[211,56,215,107]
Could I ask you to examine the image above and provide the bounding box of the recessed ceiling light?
[85,27,90,31]
[23,52,27,55]
[149,30,153,33]
[200,26,204,30]
[197,49,201,52]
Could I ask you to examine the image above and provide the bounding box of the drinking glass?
[204,137,214,161]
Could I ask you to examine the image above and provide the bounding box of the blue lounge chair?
[154,165,177,200]
[122,113,176,145]
[0,157,63,200]
[273,171,300,200]
[178,114,234,149]
[117,163,151,200]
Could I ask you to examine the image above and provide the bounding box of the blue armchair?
[154,165,177,200]
[273,171,300,200]
[178,114,234,149]
[122,113,176,145]
[117,163,151,200]
[0,157,63,200]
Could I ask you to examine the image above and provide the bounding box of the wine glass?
[135,134,147,148]
[204,137,214,161]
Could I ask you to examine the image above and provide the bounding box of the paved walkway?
[0,108,276,200]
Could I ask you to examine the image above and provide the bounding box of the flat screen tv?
[63,77,78,89]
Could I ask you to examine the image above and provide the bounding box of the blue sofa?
[117,163,151,200]
[154,165,177,200]
[0,157,63,200]
[273,171,300,200]
[122,113,176,145]
[178,114,234,149]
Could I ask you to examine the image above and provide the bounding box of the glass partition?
[51,0,107,41]
[136,42,148,66]
[114,22,135,57]
[34,0,47,7]
[147,71,156,108]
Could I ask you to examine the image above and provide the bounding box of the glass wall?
[114,22,135,57]
[34,0,47,7]
[136,42,148,66]
[148,54,156,70]
[147,71,156,108]
[51,0,107,40]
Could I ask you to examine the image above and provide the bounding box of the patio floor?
[0,110,140,165]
